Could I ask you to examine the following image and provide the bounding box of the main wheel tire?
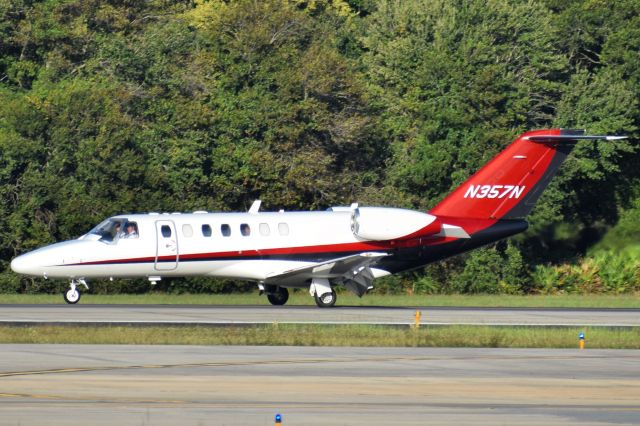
[314,289,337,308]
[64,288,81,304]
[267,287,289,306]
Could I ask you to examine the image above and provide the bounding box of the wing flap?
[264,252,387,288]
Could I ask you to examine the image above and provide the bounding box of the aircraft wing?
[264,252,388,295]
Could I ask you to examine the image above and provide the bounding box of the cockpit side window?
[87,219,125,243]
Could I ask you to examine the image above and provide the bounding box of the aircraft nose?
[11,253,40,276]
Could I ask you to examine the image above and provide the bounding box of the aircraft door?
[155,220,178,270]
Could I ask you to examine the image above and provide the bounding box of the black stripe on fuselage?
[376,219,528,273]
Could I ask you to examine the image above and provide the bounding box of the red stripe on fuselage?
[64,231,470,267]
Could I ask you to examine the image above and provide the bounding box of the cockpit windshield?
[86,218,125,243]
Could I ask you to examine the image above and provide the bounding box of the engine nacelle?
[350,207,440,241]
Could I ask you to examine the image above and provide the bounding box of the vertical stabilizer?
[429,129,623,221]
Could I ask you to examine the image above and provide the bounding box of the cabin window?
[221,224,231,237]
[161,225,172,238]
[278,222,289,236]
[240,223,251,236]
[182,224,193,238]
[259,223,270,236]
[202,224,212,237]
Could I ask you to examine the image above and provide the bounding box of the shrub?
[449,243,527,294]
[0,272,22,293]
[532,246,640,294]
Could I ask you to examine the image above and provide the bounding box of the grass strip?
[0,324,638,349]
[1,293,639,308]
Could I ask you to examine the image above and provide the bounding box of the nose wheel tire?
[64,288,81,304]
[314,289,337,308]
[267,287,289,306]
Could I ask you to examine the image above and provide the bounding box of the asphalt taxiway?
[0,304,639,327]
[0,345,638,425]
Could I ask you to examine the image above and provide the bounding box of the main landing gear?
[310,278,337,308]
[259,280,337,308]
[314,289,337,308]
[266,286,289,306]
[64,279,88,304]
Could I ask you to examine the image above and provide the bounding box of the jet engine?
[350,207,441,241]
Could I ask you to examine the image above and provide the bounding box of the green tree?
[360,0,568,209]
[186,0,384,209]
[0,0,638,295]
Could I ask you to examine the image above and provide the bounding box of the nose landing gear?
[64,279,88,304]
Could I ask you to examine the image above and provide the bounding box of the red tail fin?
[429,129,622,220]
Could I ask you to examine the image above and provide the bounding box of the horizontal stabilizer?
[525,134,627,142]
[435,223,470,239]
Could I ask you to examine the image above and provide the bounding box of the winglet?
[604,135,628,141]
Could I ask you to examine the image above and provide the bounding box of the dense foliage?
[0,0,638,294]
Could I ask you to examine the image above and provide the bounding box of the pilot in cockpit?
[113,223,121,239]
[121,222,138,239]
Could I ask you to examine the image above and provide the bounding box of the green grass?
[0,324,637,348]
[1,292,639,308]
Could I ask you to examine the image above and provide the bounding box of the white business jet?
[11,129,625,307]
